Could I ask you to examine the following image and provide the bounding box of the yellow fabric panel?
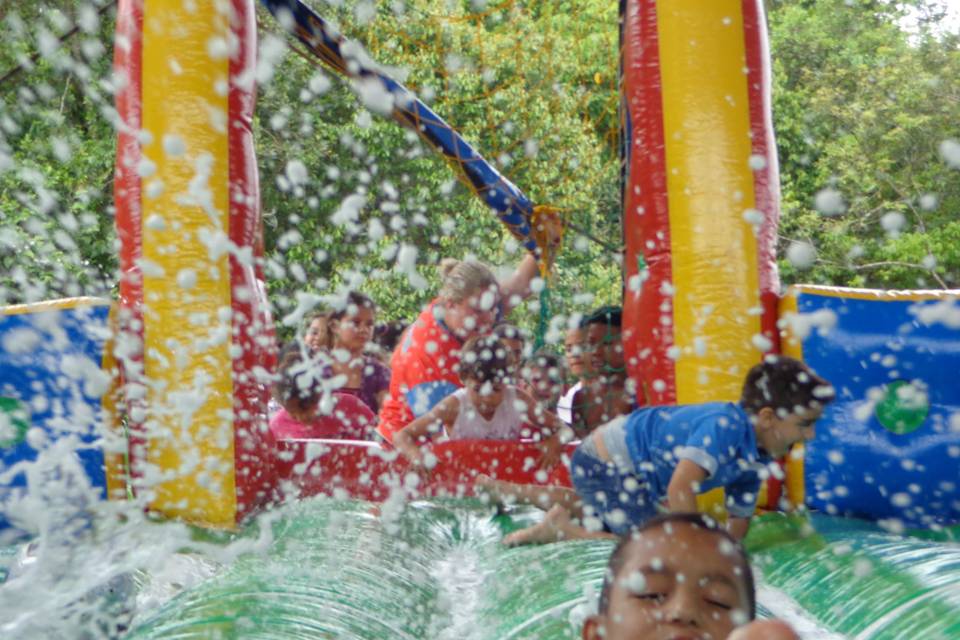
[102,304,128,501]
[787,284,960,302]
[141,0,236,528]
[0,297,109,316]
[696,488,728,522]
[658,0,762,404]
[779,290,805,508]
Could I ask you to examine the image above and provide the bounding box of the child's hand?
[536,435,563,470]
[409,450,437,484]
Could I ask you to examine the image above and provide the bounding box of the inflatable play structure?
[1,0,958,637]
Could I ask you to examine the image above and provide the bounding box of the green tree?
[0,1,118,304]
[254,0,622,338]
[768,0,960,289]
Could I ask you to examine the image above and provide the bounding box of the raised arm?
[499,211,563,311]
[498,253,541,314]
[393,396,459,467]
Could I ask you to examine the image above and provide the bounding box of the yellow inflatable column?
[621,0,781,404]
[620,0,782,516]
[114,0,276,528]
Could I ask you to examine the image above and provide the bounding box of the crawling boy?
[500,355,834,544]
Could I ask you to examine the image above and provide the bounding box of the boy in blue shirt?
[492,355,834,544]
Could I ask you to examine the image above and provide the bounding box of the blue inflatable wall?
[0,298,112,535]
[782,286,960,528]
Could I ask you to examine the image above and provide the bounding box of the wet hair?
[326,291,376,348]
[597,513,756,620]
[328,291,376,323]
[459,335,512,384]
[581,305,622,329]
[273,348,324,415]
[523,350,564,379]
[492,322,527,344]
[740,355,835,417]
[374,320,408,355]
[438,258,498,304]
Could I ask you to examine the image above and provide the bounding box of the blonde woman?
[377,253,544,443]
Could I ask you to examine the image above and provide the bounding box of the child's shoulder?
[686,401,748,423]
[364,355,390,373]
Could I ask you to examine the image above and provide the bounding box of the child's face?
[334,306,375,353]
[305,318,327,352]
[756,405,823,458]
[584,522,751,640]
[465,377,506,415]
[564,327,588,377]
[586,323,624,374]
[501,337,525,372]
[522,364,563,405]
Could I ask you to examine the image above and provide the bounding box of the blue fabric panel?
[797,292,960,527]
[405,381,460,418]
[1,304,110,533]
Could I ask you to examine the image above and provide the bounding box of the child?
[394,335,565,469]
[303,310,329,355]
[269,349,374,439]
[519,350,566,412]
[492,354,834,544]
[583,512,756,640]
[492,322,527,376]
[557,323,588,424]
[571,307,636,437]
[371,319,408,364]
[325,291,391,414]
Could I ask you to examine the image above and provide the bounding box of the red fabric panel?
[742,0,782,354]
[621,0,677,404]
[112,0,147,488]
[229,0,279,522]
[276,440,575,502]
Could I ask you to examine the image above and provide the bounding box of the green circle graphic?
[874,380,929,435]
[0,397,30,449]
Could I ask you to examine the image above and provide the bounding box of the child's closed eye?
[634,592,668,604]
[704,597,734,610]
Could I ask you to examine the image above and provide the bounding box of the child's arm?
[393,396,459,467]
[517,388,565,438]
[517,388,571,469]
[667,459,708,513]
[724,473,762,539]
[727,517,750,540]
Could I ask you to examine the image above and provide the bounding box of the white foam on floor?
[756,578,849,640]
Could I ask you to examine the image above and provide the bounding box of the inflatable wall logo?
[0,298,120,537]
[782,286,960,527]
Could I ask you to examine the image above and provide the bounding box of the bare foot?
[502,505,573,546]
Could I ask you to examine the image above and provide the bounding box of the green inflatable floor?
[126,498,960,639]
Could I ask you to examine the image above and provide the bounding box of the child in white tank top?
[447,385,525,440]
[394,335,567,471]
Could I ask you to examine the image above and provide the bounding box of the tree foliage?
[769,0,960,289]
[1,0,958,338]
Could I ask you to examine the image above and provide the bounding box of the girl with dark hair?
[325,291,391,414]
[269,348,374,439]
